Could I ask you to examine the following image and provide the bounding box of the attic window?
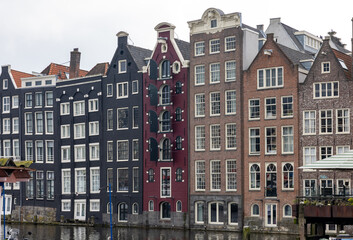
[3,79,8,90]
[338,59,348,70]
[211,19,217,28]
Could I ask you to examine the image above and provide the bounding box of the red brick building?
[142,22,190,228]
[243,33,312,231]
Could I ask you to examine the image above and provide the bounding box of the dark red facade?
[143,23,189,225]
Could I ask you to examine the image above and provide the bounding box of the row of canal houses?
[0,8,352,233]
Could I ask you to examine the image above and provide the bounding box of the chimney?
[257,24,264,32]
[69,48,81,79]
[116,31,129,47]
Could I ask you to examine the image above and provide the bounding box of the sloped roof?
[86,62,109,76]
[328,31,351,54]
[10,69,35,87]
[300,150,353,169]
[127,45,152,71]
[41,63,88,80]
[278,44,314,67]
[281,23,305,52]
[175,39,190,60]
[333,49,352,80]
[243,23,266,39]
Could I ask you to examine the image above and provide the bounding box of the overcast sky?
[1,0,352,74]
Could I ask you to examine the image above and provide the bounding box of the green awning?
[300,150,353,169]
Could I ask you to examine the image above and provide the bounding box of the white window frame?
[73,101,85,116]
[74,199,86,221]
[132,80,138,94]
[117,140,129,161]
[249,99,260,120]
[45,111,54,134]
[3,79,8,90]
[257,67,283,89]
[90,199,100,212]
[210,160,221,191]
[210,124,221,151]
[249,128,260,155]
[195,65,205,85]
[282,126,294,154]
[264,97,276,119]
[226,159,237,191]
[320,146,333,160]
[251,204,260,217]
[89,143,100,161]
[117,168,129,192]
[319,109,333,134]
[107,141,114,162]
[195,125,205,151]
[210,92,220,116]
[265,127,277,155]
[132,139,139,161]
[60,102,70,115]
[225,90,236,115]
[303,110,316,135]
[3,140,11,157]
[195,160,205,191]
[90,167,100,193]
[2,118,10,134]
[195,93,205,117]
[61,124,70,139]
[195,201,205,224]
[61,146,71,163]
[12,96,18,109]
[225,61,236,82]
[160,167,171,197]
[61,199,71,212]
[313,82,339,99]
[35,140,43,163]
[118,60,127,73]
[336,109,350,134]
[12,117,19,134]
[225,123,236,150]
[194,41,205,56]
[321,62,330,73]
[117,82,128,99]
[209,63,220,84]
[74,144,86,162]
[74,123,85,139]
[45,91,53,107]
[89,121,99,136]
[208,202,223,224]
[281,96,293,118]
[107,84,113,97]
[46,140,54,163]
[75,168,86,194]
[283,204,292,218]
[209,39,220,54]
[3,96,10,113]
[282,162,294,190]
[117,107,129,130]
[88,99,98,112]
[303,147,316,166]
[225,36,236,51]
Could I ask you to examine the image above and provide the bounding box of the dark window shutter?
[149,110,158,133]
[149,59,158,80]
[148,84,158,106]
[149,138,158,161]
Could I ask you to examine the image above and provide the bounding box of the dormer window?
[160,60,170,79]
[322,62,330,73]
[3,79,8,90]
[211,19,217,28]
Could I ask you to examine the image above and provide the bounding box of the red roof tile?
[10,70,35,87]
[333,49,352,80]
[41,63,88,80]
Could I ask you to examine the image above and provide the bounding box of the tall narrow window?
[195,161,205,191]
[36,141,43,163]
[160,85,170,105]
[210,63,220,83]
[282,126,294,154]
[117,140,129,161]
[195,65,205,85]
[281,96,293,118]
[265,98,276,119]
[161,168,171,197]
[303,147,316,165]
[46,140,54,163]
[133,167,139,192]
[195,125,205,151]
[320,110,332,134]
[337,109,350,133]
[175,108,182,121]
[25,113,33,134]
[249,99,260,120]
[225,61,236,82]
[210,124,221,150]
[132,107,139,129]
[117,108,128,129]
[210,92,220,116]
[47,171,54,199]
[250,164,260,190]
[107,141,113,162]
[132,139,139,160]
[210,160,221,191]
[90,168,100,193]
[265,127,276,154]
[160,111,170,132]
[283,163,294,189]
[36,171,44,199]
[304,110,316,134]
[161,138,171,161]
[117,168,129,192]
[35,92,43,107]
[45,111,53,134]
[226,123,236,150]
[107,109,113,130]
[45,91,53,107]
[249,128,260,154]
[195,94,205,117]
[225,90,236,114]
[160,60,170,79]
[226,160,237,191]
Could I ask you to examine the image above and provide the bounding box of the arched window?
[251,204,260,216]
[148,200,154,211]
[160,60,170,79]
[176,136,182,150]
[160,111,170,132]
[175,81,182,94]
[160,85,170,105]
[266,164,277,197]
[283,163,294,189]
[132,203,138,215]
[176,201,182,212]
[107,202,113,214]
[118,203,128,222]
[148,168,155,182]
[160,202,171,219]
[176,168,182,182]
[175,108,182,121]
[160,138,171,161]
[229,203,238,224]
[250,164,260,189]
[283,204,292,217]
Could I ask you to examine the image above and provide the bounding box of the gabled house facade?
[143,22,189,228]
[101,32,151,225]
[187,8,264,231]
[243,33,312,232]
[299,36,353,199]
